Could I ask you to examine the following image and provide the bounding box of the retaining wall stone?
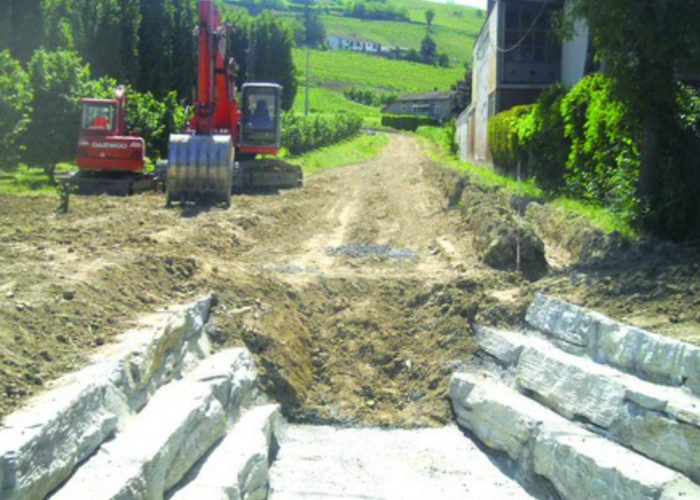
[53,348,258,499]
[0,296,212,500]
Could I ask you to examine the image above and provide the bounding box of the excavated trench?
[2,135,700,498]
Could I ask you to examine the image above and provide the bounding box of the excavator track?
[66,171,155,196]
[166,134,233,207]
[233,159,303,192]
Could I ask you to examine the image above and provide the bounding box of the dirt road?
[1,134,699,423]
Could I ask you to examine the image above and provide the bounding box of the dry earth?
[1,134,699,424]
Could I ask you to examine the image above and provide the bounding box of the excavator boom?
[165,0,302,208]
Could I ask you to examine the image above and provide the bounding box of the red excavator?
[166,0,302,207]
[72,85,154,195]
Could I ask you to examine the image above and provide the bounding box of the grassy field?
[287,132,389,174]
[416,126,638,240]
[291,84,381,122]
[322,15,478,67]
[294,48,463,94]
[0,164,75,196]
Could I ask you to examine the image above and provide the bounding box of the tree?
[0,51,33,167]
[425,9,435,26]
[420,34,437,65]
[7,0,43,63]
[171,0,197,98]
[301,5,326,49]
[22,50,91,175]
[248,11,297,110]
[567,0,700,238]
[450,65,472,114]
[137,0,175,97]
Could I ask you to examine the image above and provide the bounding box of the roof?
[394,92,452,102]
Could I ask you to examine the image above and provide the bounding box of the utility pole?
[304,0,310,116]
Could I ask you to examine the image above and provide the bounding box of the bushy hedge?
[487,75,641,222]
[381,114,439,131]
[282,112,363,155]
[487,105,532,172]
[344,88,398,108]
[515,84,569,190]
[560,74,640,218]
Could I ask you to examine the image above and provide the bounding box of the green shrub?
[515,84,569,190]
[381,114,439,131]
[561,74,640,219]
[487,105,532,172]
[0,51,33,167]
[282,112,363,155]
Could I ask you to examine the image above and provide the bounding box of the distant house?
[383,92,453,122]
[456,0,594,163]
[327,35,382,54]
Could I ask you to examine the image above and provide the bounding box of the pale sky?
[423,0,487,10]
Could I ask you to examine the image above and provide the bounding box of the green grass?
[400,0,485,31]
[291,85,381,124]
[0,164,75,196]
[294,48,463,94]
[286,132,389,174]
[322,15,478,66]
[416,126,638,240]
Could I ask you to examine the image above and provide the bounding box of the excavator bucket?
[166,134,233,207]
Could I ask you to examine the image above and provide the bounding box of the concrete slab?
[269,424,533,500]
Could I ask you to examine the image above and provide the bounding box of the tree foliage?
[567,0,700,238]
[248,11,298,110]
[0,51,33,167]
[22,49,91,171]
[450,65,472,115]
[282,112,362,154]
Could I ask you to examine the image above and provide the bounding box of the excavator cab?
[239,83,282,152]
[81,100,117,134]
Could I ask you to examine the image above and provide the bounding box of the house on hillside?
[383,92,453,122]
[327,35,382,54]
[456,0,595,163]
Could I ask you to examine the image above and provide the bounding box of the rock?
[473,324,700,484]
[0,296,213,500]
[533,426,680,500]
[170,404,280,500]
[62,290,75,301]
[450,371,696,500]
[474,326,525,366]
[615,412,700,484]
[526,294,700,394]
[515,347,627,428]
[52,349,258,499]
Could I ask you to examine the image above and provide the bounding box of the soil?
[1,134,699,424]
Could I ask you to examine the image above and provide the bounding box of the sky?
[424,0,487,10]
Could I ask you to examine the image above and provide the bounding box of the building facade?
[383,92,453,121]
[456,0,592,163]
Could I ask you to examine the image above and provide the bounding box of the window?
[241,85,282,147]
[503,2,560,64]
[81,103,116,132]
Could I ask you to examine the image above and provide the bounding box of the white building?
[456,0,592,163]
[327,35,382,54]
